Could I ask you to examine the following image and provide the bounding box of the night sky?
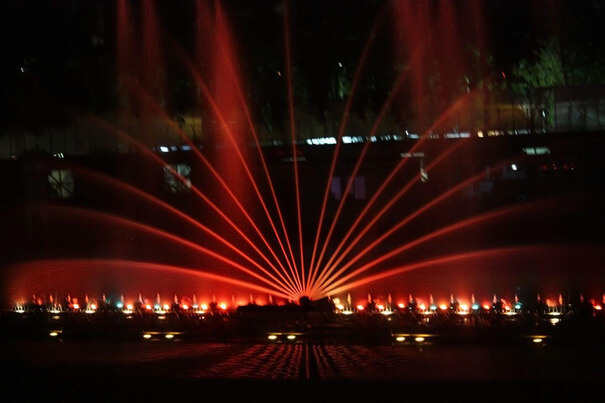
[1,1,604,305]
[1,0,604,127]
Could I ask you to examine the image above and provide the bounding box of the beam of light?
[312,136,463,294]
[8,259,291,300]
[308,54,413,294]
[116,0,135,104]
[217,29,300,298]
[84,115,301,298]
[319,202,536,296]
[308,30,433,289]
[190,2,301,292]
[320,156,518,295]
[318,137,468,289]
[324,247,549,296]
[176,62,301,295]
[70,165,299,297]
[306,9,385,289]
[309,127,431,293]
[128,86,303,297]
[35,205,295,297]
[284,1,306,293]
[313,91,479,293]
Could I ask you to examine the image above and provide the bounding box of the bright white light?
[159,146,170,153]
[414,337,425,342]
[395,336,405,342]
[286,335,296,340]
[49,332,59,337]
[533,338,543,344]
[268,335,278,340]
[143,334,152,339]
[511,164,518,171]
[165,334,174,339]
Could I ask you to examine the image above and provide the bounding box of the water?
[2,341,602,400]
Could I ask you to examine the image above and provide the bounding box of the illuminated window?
[331,176,366,200]
[522,147,551,155]
[163,163,191,193]
[48,169,74,199]
[331,177,342,200]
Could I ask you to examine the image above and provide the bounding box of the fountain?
[2,0,604,310]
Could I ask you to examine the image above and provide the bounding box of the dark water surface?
[2,341,602,400]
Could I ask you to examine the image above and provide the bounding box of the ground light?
[529,335,548,345]
[392,334,432,344]
[267,333,302,343]
[142,331,183,341]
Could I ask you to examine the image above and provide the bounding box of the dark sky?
[0,0,603,125]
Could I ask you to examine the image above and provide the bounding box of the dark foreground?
[2,340,603,401]
[2,305,604,400]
